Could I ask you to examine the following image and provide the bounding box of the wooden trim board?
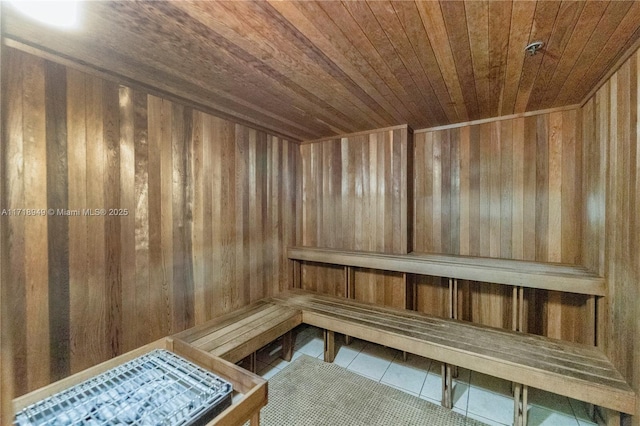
[300,123,412,145]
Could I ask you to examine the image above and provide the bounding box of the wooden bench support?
[324,329,335,363]
[442,363,453,409]
[596,406,621,426]
[250,411,260,426]
[282,330,294,362]
[344,266,355,345]
[513,383,528,426]
[249,351,257,373]
[292,260,302,289]
[448,278,459,378]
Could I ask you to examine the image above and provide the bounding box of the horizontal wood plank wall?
[299,127,412,308]
[1,48,298,395]
[414,111,592,342]
[582,48,640,424]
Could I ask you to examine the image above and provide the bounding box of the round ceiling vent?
[524,41,544,56]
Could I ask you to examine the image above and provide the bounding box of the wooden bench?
[173,300,302,373]
[288,246,606,295]
[171,289,635,425]
[286,246,634,425]
[272,289,636,426]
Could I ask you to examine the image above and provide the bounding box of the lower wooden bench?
[272,290,636,426]
[173,300,302,371]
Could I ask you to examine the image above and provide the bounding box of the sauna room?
[1,1,639,425]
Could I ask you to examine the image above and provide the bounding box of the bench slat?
[193,305,289,350]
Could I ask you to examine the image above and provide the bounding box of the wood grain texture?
[581,48,640,424]
[1,48,299,396]
[0,18,16,423]
[3,1,639,139]
[275,289,636,415]
[414,110,591,342]
[299,126,412,308]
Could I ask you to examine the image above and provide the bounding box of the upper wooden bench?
[288,246,606,295]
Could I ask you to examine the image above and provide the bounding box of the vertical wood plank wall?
[582,48,639,423]
[1,48,298,395]
[413,111,593,343]
[298,127,412,308]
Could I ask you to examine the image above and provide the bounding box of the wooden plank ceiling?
[3,1,640,140]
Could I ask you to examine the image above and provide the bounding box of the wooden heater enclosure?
[1,1,640,424]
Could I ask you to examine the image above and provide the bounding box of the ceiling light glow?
[10,1,80,29]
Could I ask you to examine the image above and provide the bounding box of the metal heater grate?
[14,349,233,426]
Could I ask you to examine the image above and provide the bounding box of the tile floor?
[253,325,598,426]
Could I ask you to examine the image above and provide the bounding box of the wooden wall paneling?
[581,49,640,423]
[103,81,121,359]
[133,90,150,347]
[235,124,250,303]
[489,122,501,258]
[219,116,235,312]
[299,127,410,307]
[470,282,512,330]
[479,123,491,256]
[522,117,537,262]
[3,48,299,396]
[500,119,513,259]
[561,109,582,265]
[157,95,173,340]
[440,130,452,254]
[469,126,481,257]
[415,275,448,318]
[0,8,12,422]
[87,76,108,365]
[3,47,27,397]
[534,114,549,261]
[413,110,589,338]
[146,96,164,342]
[67,70,91,372]
[633,51,640,425]
[22,53,50,390]
[248,127,263,304]
[459,127,470,256]
[511,118,525,260]
[190,110,204,324]
[45,62,70,382]
[545,112,563,339]
[118,86,137,354]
